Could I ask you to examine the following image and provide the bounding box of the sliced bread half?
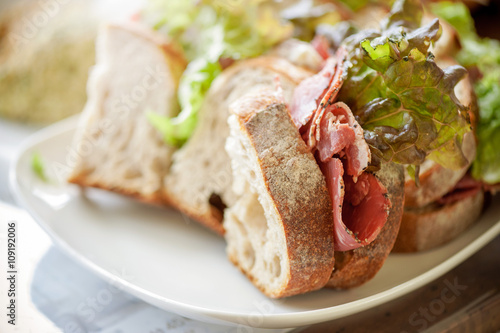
[224,91,335,298]
[67,23,186,204]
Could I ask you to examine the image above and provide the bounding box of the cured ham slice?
[290,44,386,252]
[317,113,355,162]
[341,172,390,250]
[321,158,390,251]
[315,102,370,180]
[290,57,337,128]
[311,34,330,60]
[307,49,347,148]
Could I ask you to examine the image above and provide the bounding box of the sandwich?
[66,0,498,297]
[224,87,404,295]
[225,90,337,297]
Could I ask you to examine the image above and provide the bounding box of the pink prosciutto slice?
[341,172,391,250]
[307,48,347,148]
[290,57,337,128]
[315,102,370,180]
[290,43,384,251]
[316,109,356,162]
[321,158,391,251]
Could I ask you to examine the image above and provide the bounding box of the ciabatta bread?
[164,57,312,234]
[224,91,335,298]
[68,23,186,204]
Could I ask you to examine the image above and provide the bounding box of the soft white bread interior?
[224,91,334,298]
[68,23,186,203]
[164,57,312,234]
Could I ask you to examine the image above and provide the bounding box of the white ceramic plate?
[10,117,500,329]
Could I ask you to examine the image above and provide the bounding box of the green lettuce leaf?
[431,1,500,183]
[31,152,48,182]
[336,0,471,169]
[148,58,222,146]
[143,0,292,146]
[471,53,500,184]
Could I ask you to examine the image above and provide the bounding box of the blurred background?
[0,0,498,125]
[0,0,144,124]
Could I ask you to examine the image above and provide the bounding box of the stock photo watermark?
[237,298,285,332]
[8,0,75,53]
[5,221,18,326]
[149,317,207,333]
[62,267,135,333]
[401,277,468,332]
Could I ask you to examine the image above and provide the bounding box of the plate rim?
[9,116,500,329]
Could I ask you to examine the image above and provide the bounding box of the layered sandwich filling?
[291,48,390,251]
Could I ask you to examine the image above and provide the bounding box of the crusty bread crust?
[226,94,335,298]
[68,174,166,205]
[393,190,485,252]
[325,162,405,289]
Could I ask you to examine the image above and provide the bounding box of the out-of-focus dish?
[0,0,143,123]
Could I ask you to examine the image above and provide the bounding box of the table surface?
[0,203,60,332]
